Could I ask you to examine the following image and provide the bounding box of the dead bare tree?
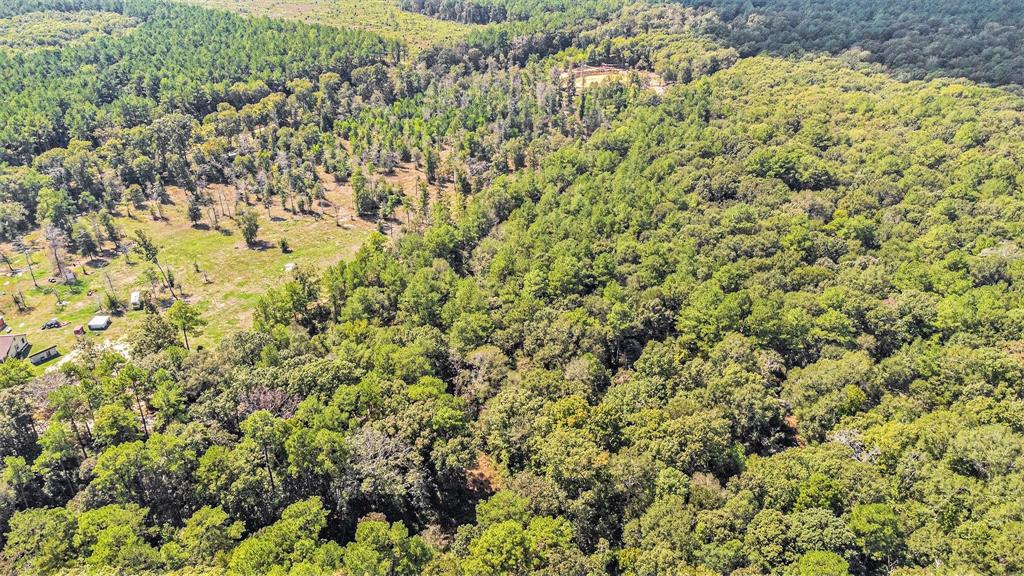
[43,224,70,282]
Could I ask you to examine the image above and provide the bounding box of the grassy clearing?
[181,0,475,51]
[572,66,669,95]
[0,171,386,363]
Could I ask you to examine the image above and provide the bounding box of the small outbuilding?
[0,334,29,362]
[88,315,111,331]
[29,346,59,365]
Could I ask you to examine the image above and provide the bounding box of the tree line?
[0,0,397,165]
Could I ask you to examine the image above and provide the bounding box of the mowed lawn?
[0,179,375,363]
[181,0,475,51]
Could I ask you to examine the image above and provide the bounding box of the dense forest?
[682,0,1024,88]
[0,0,1023,575]
[403,0,1024,89]
[0,0,397,165]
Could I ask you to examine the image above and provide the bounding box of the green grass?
[0,177,375,361]
[181,0,475,51]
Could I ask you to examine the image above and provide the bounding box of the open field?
[571,65,669,95]
[0,140,450,370]
[0,168,419,365]
[181,0,475,51]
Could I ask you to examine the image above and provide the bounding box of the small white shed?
[88,315,111,331]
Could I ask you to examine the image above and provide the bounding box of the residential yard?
[182,0,476,51]
[0,172,382,364]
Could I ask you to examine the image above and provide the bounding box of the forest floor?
[0,157,439,370]
[181,0,476,51]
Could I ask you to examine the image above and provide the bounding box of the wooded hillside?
[0,1,1022,575]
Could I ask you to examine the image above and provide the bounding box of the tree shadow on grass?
[247,240,273,251]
